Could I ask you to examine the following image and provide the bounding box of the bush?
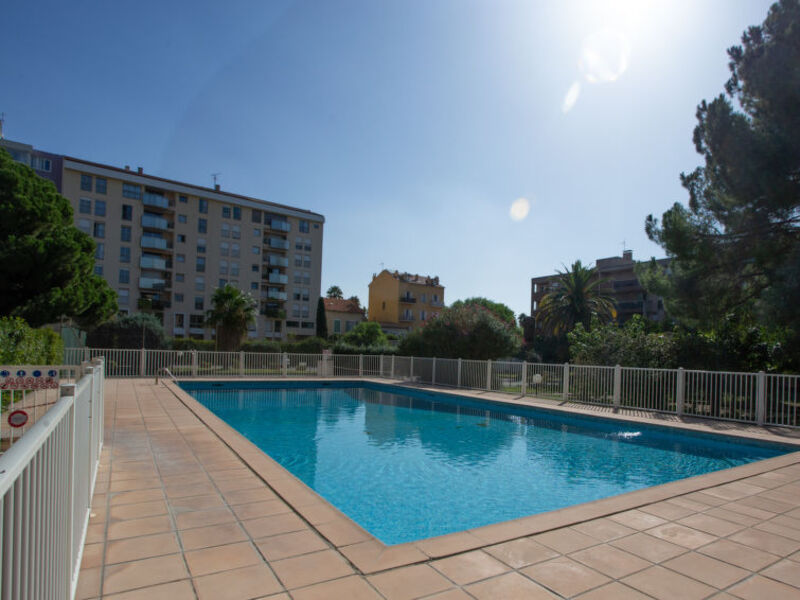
[568,316,677,368]
[282,336,329,354]
[86,313,167,349]
[332,342,398,356]
[171,338,216,351]
[341,322,388,347]
[240,340,282,353]
[0,317,64,364]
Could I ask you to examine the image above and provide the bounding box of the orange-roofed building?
[323,298,366,336]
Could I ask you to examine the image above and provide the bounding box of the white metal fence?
[64,348,800,428]
[0,358,104,599]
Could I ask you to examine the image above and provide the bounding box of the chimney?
[137,167,143,174]
[214,184,220,191]
[623,249,633,261]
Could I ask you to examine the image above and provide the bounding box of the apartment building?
[323,298,366,336]
[368,270,444,334]
[1,139,324,341]
[530,250,668,326]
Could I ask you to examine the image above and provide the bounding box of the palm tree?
[205,285,258,351]
[538,260,616,334]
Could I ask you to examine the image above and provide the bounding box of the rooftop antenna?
[621,239,627,253]
[0,113,5,139]
[211,172,221,187]
[379,262,384,271]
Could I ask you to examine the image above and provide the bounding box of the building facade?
[530,250,668,325]
[368,270,444,334]
[323,298,366,336]
[1,139,324,341]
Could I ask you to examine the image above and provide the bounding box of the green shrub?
[282,336,329,354]
[0,317,64,364]
[171,338,216,351]
[333,342,398,356]
[241,340,282,353]
[86,313,167,349]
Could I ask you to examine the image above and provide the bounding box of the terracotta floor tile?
[574,581,653,600]
[573,518,637,542]
[698,539,780,571]
[727,574,800,600]
[165,481,218,498]
[662,552,749,589]
[185,541,262,577]
[232,499,292,520]
[729,528,800,556]
[485,537,560,569]
[290,575,383,600]
[193,564,284,600]
[622,565,716,600]
[760,558,800,588]
[466,571,560,600]
[432,550,510,585]
[368,564,453,600]
[271,548,353,589]
[316,518,373,546]
[76,567,101,600]
[109,500,168,521]
[107,515,173,541]
[255,529,329,561]
[533,528,599,554]
[640,501,696,520]
[169,494,227,512]
[423,590,475,600]
[85,523,106,544]
[522,556,611,597]
[241,512,307,539]
[110,488,165,506]
[105,532,181,564]
[756,520,800,542]
[81,543,104,569]
[570,544,651,579]
[338,539,429,573]
[215,476,264,492]
[646,523,717,549]
[704,507,762,527]
[103,579,196,600]
[180,521,249,550]
[610,532,688,564]
[679,513,747,537]
[224,487,280,505]
[609,509,668,531]
[102,554,188,595]
[109,477,162,493]
[175,507,236,530]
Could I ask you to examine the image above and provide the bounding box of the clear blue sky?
[1,0,774,319]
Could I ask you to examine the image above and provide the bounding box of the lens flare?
[509,198,530,221]
[579,29,631,84]
[562,81,581,113]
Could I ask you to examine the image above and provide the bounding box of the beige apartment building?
[2,139,324,341]
[368,270,444,334]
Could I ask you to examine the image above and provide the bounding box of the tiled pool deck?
[77,379,800,599]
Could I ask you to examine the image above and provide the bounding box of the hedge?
[0,317,64,365]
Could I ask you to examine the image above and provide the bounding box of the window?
[118,289,129,304]
[119,269,129,284]
[221,223,230,238]
[175,293,184,302]
[197,239,206,254]
[176,254,185,263]
[222,206,231,219]
[122,183,141,200]
[333,320,341,333]
[122,204,133,221]
[421,293,426,303]
[178,234,186,243]
[231,225,241,239]
[301,305,310,318]
[252,209,262,223]
[196,257,206,272]
[292,304,301,318]
[175,273,185,282]
[382,301,386,310]
[179,195,188,203]
[303,255,311,268]
[194,297,204,310]
[120,247,131,263]
[95,243,104,259]
[253,228,261,237]
[346,320,356,332]
[195,276,205,291]
[79,198,91,214]
[175,314,185,328]
[220,242,229,256]
[31,156,52,172]
[230,262,239,276]
[218,279,227,288]
[251,264,259,273]
[198,218,207,234]
[231,243,240,257]
[293,289,301,301]
[295,238,303,250]
[198,198,208,214]
[233,206,241,220]
[93,200,106,217]
[93,223,105,238]
[121,225,131,242]
[220,260,228,275]
[294,254,302,267]
[250,282,258,290]
[189,314,204,328]
[433,294,439,303]
[178,214,187,224]
[81,174,92,191]
[421,310,427,321]
[95,177,107,194]
[299,220,309,233]
[302,288,309,302]
[252,246,260,255]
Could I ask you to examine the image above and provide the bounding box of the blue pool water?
[181,381,794,545]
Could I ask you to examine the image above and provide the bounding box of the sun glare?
[509,198,531,221]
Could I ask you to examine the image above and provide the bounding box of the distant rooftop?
[323,298,364,314]
[373,269,442,287]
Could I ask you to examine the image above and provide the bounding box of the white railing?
[0,358,104,599]
[65,348,800,428]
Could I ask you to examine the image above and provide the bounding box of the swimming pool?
[181,381,794,545]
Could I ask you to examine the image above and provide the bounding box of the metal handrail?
[155,367,178,385]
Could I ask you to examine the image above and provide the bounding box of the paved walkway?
[77,379,800,599]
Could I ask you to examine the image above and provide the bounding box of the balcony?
[262,307,287,319]
[267,289,288,301]
[142,193,170,210]
[399,295,417,303]
[173,327,185,335]
[268,220,291,233]
[399,314,415,322]
[267,254,289,267]
[140,236,171,251]
[268,272,288,284]
[139,277,169,290]
[266,237,290,250]
[141,214,171,231]
[140,255,168,270]
[430,301,444,307]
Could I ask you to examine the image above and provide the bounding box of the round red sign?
[8,410,29,428]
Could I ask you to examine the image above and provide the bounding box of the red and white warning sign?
[8,410,29,428]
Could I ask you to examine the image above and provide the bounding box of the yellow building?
[368,270,444,333]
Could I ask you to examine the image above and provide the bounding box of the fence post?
[410,357,415,381]
[563,362,570,401]
[756,371,766,425]
[84,347,90,362]
[457,358,462,388]
[380,355,384,378]
[239,351,245,377]
[282,353,288,377]
[140,347,146,377]
[613,364,621,409]
[359,354,364,377]
[676,367,685,416]
[432,357,437,385]
[521,361,527,396]
[192,350,198,377]
[486,360,492,391]
[60,381,77,597]
[391,355,395,379]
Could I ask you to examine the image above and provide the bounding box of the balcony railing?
[139,277,169,290]
[430,301,444,307]
[140,237,171,250]
[140,255,168,270]
[142,193,170,210]
[267,289,288,300]
[268,273,288,284]
[141,214,171,230]
[399,314,415,321]
[268,220,291,232]
[267,237,290,250]
[400,296,416,303]
[267,254,289,267]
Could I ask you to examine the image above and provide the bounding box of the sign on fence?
[0,367,60,390]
